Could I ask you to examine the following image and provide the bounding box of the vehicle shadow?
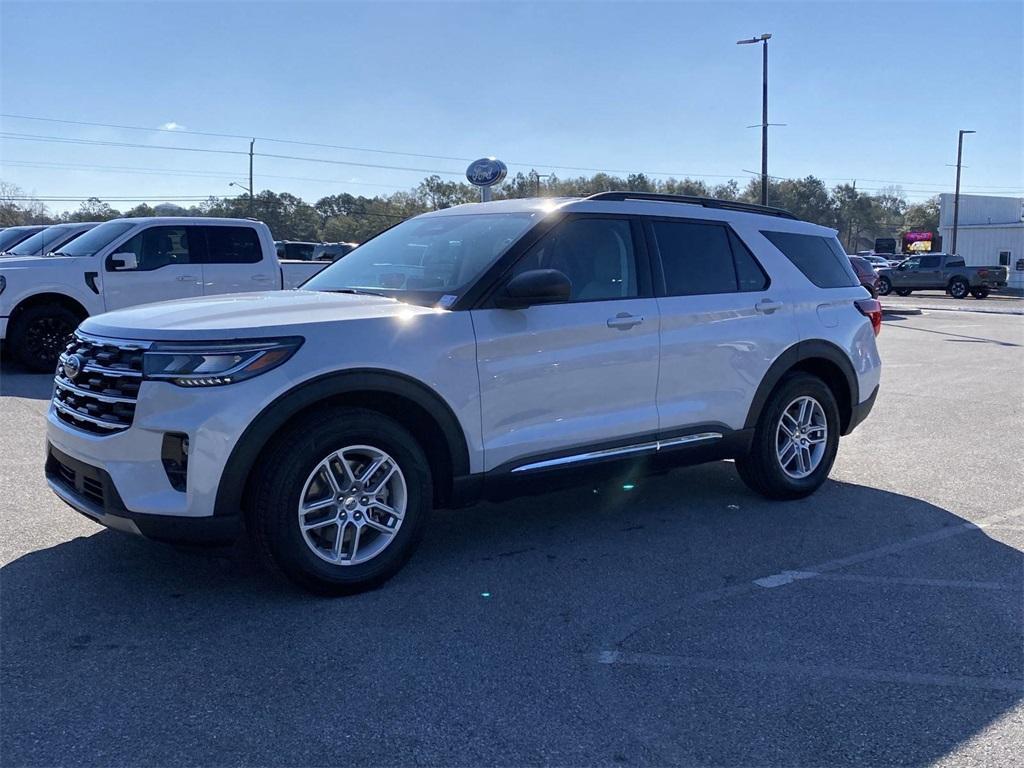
[0,356,52,400]
[2,462,1021,766]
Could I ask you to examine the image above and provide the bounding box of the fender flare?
[213,368,471,517]
[743,340,860,433]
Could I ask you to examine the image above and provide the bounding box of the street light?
[951,129,976,256]
[737,32,772,206]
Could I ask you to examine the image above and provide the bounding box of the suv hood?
[81,290,439,340]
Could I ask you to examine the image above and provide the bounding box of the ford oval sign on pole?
[466,157,507,202]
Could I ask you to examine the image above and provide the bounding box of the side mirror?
[108,252,139,271]
[494,269,572,309]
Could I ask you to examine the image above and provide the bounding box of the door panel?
[472,298,661,471]
[103,226,203,311]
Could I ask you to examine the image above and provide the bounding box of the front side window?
[111,226,190,271]
[58,221,135,257]
[305,212,541,306]
[204,226,261,264]
[762,231,858,288]
[506,217,637,302]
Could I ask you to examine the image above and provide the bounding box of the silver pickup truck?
[877,253,1008,299]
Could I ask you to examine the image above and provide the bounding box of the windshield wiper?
[322,287,391,298]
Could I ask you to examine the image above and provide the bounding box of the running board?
[510,432,723,474]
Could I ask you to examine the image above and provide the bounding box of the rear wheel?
[970,287,990,299]
[735,373,840,500]
[877,276,893,296]
[8,303,80,372]
[248,407,432,595]
[949,278,969,299]
[895,288,913,297]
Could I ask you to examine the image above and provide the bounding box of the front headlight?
[143,337,303,387]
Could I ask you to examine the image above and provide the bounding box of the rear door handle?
[607,312,644,330]
[176,275,198,282]
[755,299,784,314]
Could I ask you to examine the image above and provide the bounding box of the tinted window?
[730,229,770,291]
[285,243,315,261]
[654,220,736,295]
[59,221,135,257]
[6,226,75,256]
[113,226,190,271]
[204,226,261,264]
[849,257,875,278]
[509,217,637,302]
[919,256,941,268]
[946,258,965,268]
[762,231,858,288]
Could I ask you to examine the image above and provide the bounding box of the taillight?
[855,298,882,336]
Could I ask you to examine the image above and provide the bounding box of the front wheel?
[248,407,432,595]
[735,373,840,500]
[949,278,969,299]
[877,277,892,296]
[8,303,81,372]
[970,287,990,299]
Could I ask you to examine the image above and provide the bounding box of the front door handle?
[176,275,198,282]
[755,299,784,314]
[607,312,644,330]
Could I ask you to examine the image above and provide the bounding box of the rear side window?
[947,259,965,267]
[762,231,858,288]
[919,255,941,268]
[653,220,768,296]
[204,226,261,264]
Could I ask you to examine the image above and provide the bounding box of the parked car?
[313,242,358,262]
[275,240,318,261]
[0,217,330,370]
[0,225,47,253]
[861,254,894,270]
[44,192,881,594]
[876,253,1008,299]
[849,256,880,297]
[0,222,99,258]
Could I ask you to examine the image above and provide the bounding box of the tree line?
[1,172,940,252]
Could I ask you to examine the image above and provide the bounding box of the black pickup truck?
[877,253,1009,299]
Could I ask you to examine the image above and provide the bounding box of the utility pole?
[248,139,255,217]
[951,129,975,255]
[737,33,772,206]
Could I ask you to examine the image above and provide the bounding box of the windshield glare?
[303,212,540,305]
[7,226,77,256]
[56,221,136,257]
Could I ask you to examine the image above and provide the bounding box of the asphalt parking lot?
[2,309,1022,767]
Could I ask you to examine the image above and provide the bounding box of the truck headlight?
[143,337,303,387]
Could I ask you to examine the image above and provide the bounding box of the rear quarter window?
[762,231,858,288]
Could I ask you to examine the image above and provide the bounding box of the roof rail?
[584,191,797,220]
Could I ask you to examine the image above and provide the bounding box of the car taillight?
[855,298,882,336]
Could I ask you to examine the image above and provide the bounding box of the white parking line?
[593,651,1024,692]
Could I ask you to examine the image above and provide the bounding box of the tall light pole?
[737,33,772,206]
[951,129,975,255]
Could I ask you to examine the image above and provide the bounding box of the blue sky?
[1,0,1022,212]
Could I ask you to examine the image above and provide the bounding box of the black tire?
[735,373,841,500]
[949,277,969,299]
[970,287,990,299]
[895,289,913,297]
[247,407,433,595]
[877,276,892,296]
[8,303,81,372]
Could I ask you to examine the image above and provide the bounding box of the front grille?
[52,332,149,435]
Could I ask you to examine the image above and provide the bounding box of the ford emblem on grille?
[63,354,83,380]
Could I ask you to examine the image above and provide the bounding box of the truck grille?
[52,333,149,435]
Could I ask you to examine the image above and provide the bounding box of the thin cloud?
[160,121,186,131]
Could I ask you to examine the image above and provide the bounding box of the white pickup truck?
[0,217,330,370]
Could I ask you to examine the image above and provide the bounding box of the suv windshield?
[56,221,136,257]
[304,212,541,305]
[6,225,77,256]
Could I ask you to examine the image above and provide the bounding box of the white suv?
[44,193,882,594]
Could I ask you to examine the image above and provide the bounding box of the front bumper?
[46,444,240,544]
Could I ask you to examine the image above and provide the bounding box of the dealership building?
[938,193,1024,293]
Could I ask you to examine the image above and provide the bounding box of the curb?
[900,305,1024,317]
[882,307,923,316]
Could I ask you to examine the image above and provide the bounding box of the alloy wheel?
[775,396,828,479]
[297,445,407,566]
